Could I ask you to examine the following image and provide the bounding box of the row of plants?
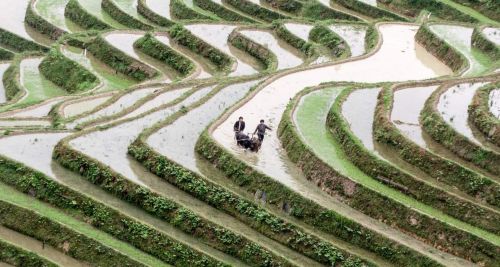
[421,83,500,176]
[332,0,407,21]
[224,0,288,22]
[273,22,315,58]
[137,0,174,27]
[415,24,468,73]
[170,0,213,20]
[39,47,99,93]
[375,84,500,210]
[127,78,373,266]
[1,54,25,102]
[25,0,66,40]
[86,35,158,81]
[469,82,500,147]
[0,29,48,53]
[301,2,359,21]
[327,88,500,265]
[228,30,278,72]
[0,48,14,61]
[134,33,195,77]
[452,0,499,21]
[195,132,443,267]
[0,199,147,267]
[262,0,303,15]
[378,0,477,22]
[292,85,499,265]
[101,0,153,31]
[0,238,56,267]
[65,0,111,30]
[53,131,295,266]
[472,27,500,61]
[169,24,234,72]
[0,154,224,266]
[364,24,379,52]
[194,0,256,22]
[309,25,350,59]
[279,84,500,266]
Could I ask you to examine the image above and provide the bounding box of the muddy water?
[0,226,88,267]
[438,83,486,145]
[391,86,438,147]
[240,29,304,70]
[283,23,313,42]
[329,24,367,57]
[0,64,9,104]
[77,0,126,29]
[68,86,161,128]
[35,0,81,32]
[342,88,381,150]
[155,34,213,79]
[63,95,114,118]
[185,24,259,77]
[212,24,477,266]
[69,86,213,185]
[148,80,260,171]
[0,133,70,177]
[121,87,191,120]
[19,58,68,106]
[104,32,175,82]
[214,24,452,184]
[70,83,323,266]
[0,97,67,118]
[146,0,172,19]
[489,89,500,118]
[483,27,500,46]
[430,25,489,76]
[62,46,136,92]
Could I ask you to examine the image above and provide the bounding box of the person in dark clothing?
[233,116,245,133]
[254,119,272,142]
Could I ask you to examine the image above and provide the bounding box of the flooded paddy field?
[0,0,499,266]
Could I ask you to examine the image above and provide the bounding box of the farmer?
[233,116,245,133]
[254,119,272,142]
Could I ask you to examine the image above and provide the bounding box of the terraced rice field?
[0,0,498,266]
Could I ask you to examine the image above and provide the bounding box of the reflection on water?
[391,86,438,147]
[342,88,380,150]
[149,80,260,172]
[214,24,452,188]
[212,24,474,266]
[240,29,304,70]
[68,86,161,128]
[329,24,367,57]
[438,83,486,145]
[185,24,258,76]
[70,86,213,185]
[146,0,172,19]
